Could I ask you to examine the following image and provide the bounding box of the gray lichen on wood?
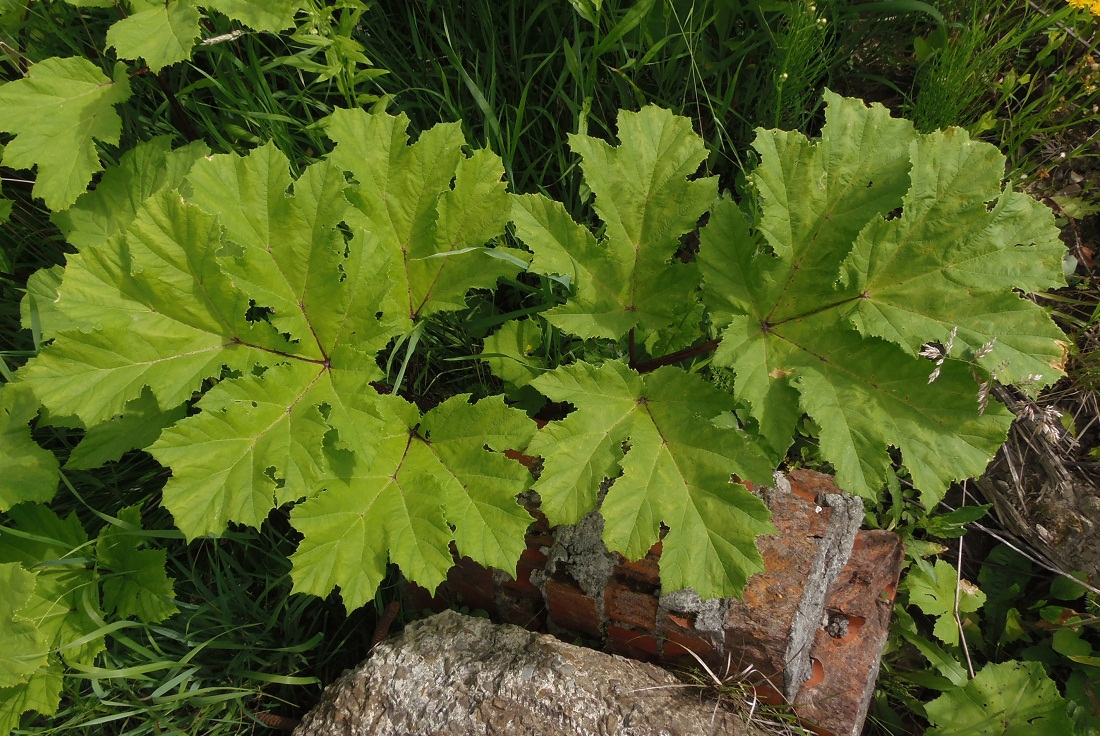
[782,490,864,697]
[292,610,778,736]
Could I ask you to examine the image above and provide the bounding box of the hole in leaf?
[245,300,274,324]
[263,466,285,489]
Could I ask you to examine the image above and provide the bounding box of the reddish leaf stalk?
[633,338,720,374]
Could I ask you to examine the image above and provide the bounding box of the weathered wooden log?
[292,609,777,736]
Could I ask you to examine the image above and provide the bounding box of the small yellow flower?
[1068,0,1100,16]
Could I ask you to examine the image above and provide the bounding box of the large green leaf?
[0,563,49,689]
[96,506,178,623]
[105,1,202,73]
[529,360,774,598]
[290,394,535,610]
[26,137,208,464]
[0,669,61,736]
[64,389,187,470]
[181,141,354,341]
[702,92,1062,504]
[512,193,635,339]
[516,106,716,340]
[0,57,131,210]
[151,360,380,536]
[925,661,1073,735]
[19,190,264,425]
[17,144,402,538]
[0,384,59,510]
[153,157,401,536]
[841,131,1067,386]
[53,136,210,251]
[13,131,537,608]
[325,109,525,329]
[105,0,303,72]
[0,505,104,667]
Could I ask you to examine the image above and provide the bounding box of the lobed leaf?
[183,142,353,342]
[0,57,131,210]
[0,504,174,730]
[0,384,59,511]
[841,133,1067,386]
[0,562,49,689]
[905,559,985,646]
[105,0,303,72]
[19,190,262,425]
[151,151,401,537]
[150,360,370,535]
[290,394,535,610]
[96,506,178,623]
[517,106,717,341]
[0,505,105,668]
[925,661,1073,735]
[512,193,636,339]
[529,360,774,598]
[18,144,404,540]
[703,92,1063,504]
[0,669,62,736]
[15,131,537,608]
[106,1,202,73]
[53,136,210,251]
[325,109,524,328]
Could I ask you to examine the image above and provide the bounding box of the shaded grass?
[9,466,388,735]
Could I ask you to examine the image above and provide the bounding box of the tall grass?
[906,0,1100,177]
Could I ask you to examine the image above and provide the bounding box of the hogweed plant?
[0,73,1071,730]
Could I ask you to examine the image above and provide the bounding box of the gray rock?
[293,610,774,736]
